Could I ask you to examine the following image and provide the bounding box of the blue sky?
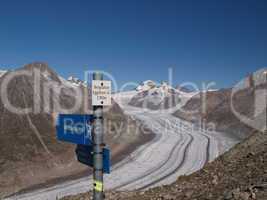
[0,0,266,89]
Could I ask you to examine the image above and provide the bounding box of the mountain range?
[61,69,267,200]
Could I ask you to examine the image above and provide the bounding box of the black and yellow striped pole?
[92,72,104,200]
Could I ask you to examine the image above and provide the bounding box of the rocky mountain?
[129,81,195,110]
[0,63,152,198]
[173,68,267,139]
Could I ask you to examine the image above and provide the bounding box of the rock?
[139,191,145,195]
[239,192,250,200]
[251,192,256,199]
[232,188,241,199]
[224,191,233,200]
[246,152,255,158]
[185,190,194,198]
[162,194,176,199]
[212,175,219,185]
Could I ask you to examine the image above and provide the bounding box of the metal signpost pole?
[92,72,105,200]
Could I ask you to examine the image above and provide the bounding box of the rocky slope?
[174,68,267,139]
[0,63,152,198]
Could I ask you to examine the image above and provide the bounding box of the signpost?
[92,72,106,200]
[56,72,111,200]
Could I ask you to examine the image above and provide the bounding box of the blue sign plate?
[103,148,111,174]
[75,144,111,174]
[56,114,94,145]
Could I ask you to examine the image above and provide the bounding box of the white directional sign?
[92,80,111,106]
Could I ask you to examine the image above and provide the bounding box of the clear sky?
[0,0,266,89]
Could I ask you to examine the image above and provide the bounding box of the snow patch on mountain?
[42,70,53,81]
[67,76,87,87]
[136,80,157,91]
[0,70,7,78]
[137,80,197,96]
[129,81,197,111]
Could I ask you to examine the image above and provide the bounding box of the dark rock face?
[173,80,266,139]
[0,63,64,162]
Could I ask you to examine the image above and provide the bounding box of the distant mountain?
[136,80,157,91]
[129,81,195,110]
[173,68,267,139]
[67,76,87,87]
[176,85,195,93]
[0,62,150,198]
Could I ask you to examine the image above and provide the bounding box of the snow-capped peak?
[136,80,157,91]
[0,70,7,78]
[67,76,87,87]
[159,81,173,91]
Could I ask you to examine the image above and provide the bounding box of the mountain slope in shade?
[0,62,152,198]
[173,68,267,139]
